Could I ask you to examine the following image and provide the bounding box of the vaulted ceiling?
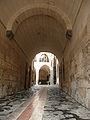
[0,0,83,62]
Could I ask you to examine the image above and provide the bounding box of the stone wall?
[0,22,29,98]
[61,1,90,108]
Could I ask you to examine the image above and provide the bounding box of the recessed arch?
[6,3,72,33]
[39,65,50,84]
[39,65,50,74]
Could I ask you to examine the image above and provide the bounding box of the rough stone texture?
[62,1,90,108]
[0,86,41,120]
[1,85,90,120]
[43,86,90,120]
[0,22,29,98]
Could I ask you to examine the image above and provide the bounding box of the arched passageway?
[0,1,90,119]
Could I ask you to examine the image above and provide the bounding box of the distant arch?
[39,65,50,84]
[39,54,49,62]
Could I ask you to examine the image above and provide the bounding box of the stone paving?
[29,87,47,120]
[0,85,90,120]
[0,86,41,120]
[43,86,90,120]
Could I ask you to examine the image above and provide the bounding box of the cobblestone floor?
[0,86,41,120]
[0,85,90,120]
[43,86,90,120]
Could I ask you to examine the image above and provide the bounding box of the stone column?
[50,69,54,85]
[36,69,39,85]
[28,65,31,88]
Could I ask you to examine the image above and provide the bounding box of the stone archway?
[39,65,50,85]
[6,4,72,33]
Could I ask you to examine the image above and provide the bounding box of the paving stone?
[0,86,41,120]
[43,86,90,120]
[0,85,90,120]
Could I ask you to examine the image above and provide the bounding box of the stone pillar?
[24,63,28,90]
[50,69,54,85]
[56,62,59,85]
[53,57,56,84]
[36,69,39,85]
[53,66,56,84]
[28,65,31,88]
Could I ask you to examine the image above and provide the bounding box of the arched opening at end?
[39,65,50,85]
[32,52,60,86]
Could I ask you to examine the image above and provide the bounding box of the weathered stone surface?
[43,86,90,120]
[0,86,41,120]
[0,22,30,98]
[61,1,90,109]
